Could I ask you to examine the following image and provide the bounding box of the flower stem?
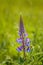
[22,33,26,60]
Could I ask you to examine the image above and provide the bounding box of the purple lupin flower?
[16,38,22,43]
[17,46,23,52]
[16,15,30,59]
[24,33,28,37]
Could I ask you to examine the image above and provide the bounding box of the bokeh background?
[0,0,43,65]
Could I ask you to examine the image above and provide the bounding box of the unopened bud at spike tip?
[19,15,25,36]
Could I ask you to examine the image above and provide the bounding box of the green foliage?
[0,0,43,65]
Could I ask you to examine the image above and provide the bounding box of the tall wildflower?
[16,15,30,59]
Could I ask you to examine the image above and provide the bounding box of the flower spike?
[16,15,31,59]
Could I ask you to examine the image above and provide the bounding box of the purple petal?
[26,42,30,46]
[17,46,23,52]
[17,48,21,52]
[19,46,23,49]
[16,38,22,43]
[19,32,21,36]
[27,47,30,52]
[24,33,28,37]
[26,38,30,43]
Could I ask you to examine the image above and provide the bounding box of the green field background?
[0,0,43,65]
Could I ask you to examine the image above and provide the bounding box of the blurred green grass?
[0,0,43,65]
